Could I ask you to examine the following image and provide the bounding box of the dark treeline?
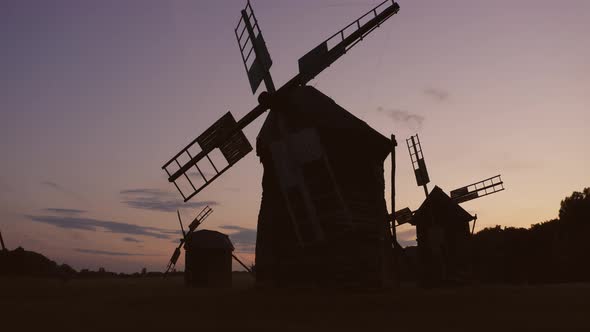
[0,247,180,279]
[471,187,590,284]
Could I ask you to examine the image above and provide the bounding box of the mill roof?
[411,186,475,226]
[186,230,234,250]
[256,85,391,160]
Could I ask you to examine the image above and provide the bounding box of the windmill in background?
[162,0,402,287]
[395,134,505,286]
[165,206,213,274]
[399,133,505,228]
[166,206,252,286]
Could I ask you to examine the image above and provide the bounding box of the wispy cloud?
[43,208,86,216]
[120,188,218,212]
[74,248,158,256]
[377,107,425,130]
[423,87,450,102]
[41,181,61,189]
[219,225,256,254]
[26,211,177,239]
[41,181,86,202]
[122,237,142,243]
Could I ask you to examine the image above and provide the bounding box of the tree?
[559,187,590,225]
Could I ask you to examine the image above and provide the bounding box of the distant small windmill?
[165,206,213,274]
[397,134,505,285]
[395,133,505,227]
[165,206,253,280]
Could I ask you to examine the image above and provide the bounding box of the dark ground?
[1,274,589,331]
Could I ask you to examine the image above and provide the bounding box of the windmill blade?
[165,245,182,274]
[297,0,400,83]
[406,134,430,188]
[394,207,413,226]
[188,205,213,233]
[163,106,265,201]
[235,0,275,94]
[177,210,187,238]
[451,175,505,204]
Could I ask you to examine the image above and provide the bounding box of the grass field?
[1,274,589,331]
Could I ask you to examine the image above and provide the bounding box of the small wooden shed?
[184,230,234,287]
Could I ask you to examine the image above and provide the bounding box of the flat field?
[1,274,589,331]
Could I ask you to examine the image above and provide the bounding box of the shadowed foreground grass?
[1,274,589,331]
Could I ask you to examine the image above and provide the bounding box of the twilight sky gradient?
[1,0,588,272]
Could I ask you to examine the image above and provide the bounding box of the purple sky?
[1,0,588,272]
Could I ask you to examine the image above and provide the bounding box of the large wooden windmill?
[162,1,401,287]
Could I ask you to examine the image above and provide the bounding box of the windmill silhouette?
[162,1,401,287]
[396,134,505,285]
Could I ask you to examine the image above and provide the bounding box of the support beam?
[390,134,400,288]
[423,183,429,199]
[232,254,254,276]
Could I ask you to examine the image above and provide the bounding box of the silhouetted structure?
[165,206,213,274]
[411,186,474,286]
[185,230,234,287]
[255,86,394,287]
[161,1,401,287]
[0,230,6,251]
[394,134,505,286]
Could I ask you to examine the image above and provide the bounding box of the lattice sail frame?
[406,134,430,187]
[450,175,505,204]
[162,112,252,202]
[235,0,273,94]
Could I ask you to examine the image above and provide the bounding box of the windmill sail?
[407,134,430,187]
[298,0,400,83]
[394,207,413,225]
[162,112,253,202]
[235,1,274,94]
[450,175,505,204]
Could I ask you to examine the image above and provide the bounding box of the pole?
[390,134,400,288]
[422,183,429,198]
[232,254,254,276]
